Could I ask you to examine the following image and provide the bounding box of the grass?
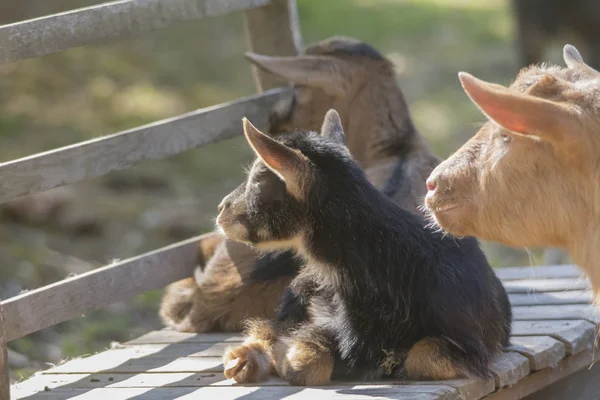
[0,0,570,380]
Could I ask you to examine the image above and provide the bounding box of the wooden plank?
[12,374,493,395]
[45,352,227,374]
[509,290,592,306]
[0,0,271,65]
[106,342,233,358]
[12,384,462,400]
[403,379,494,400]
[244,0,302,91]
[515,357,600,400]
[0,303,9,400]
[503,278,590,293]
[483,347,598,400]
[512,304,600,324]
[507,336,566,370]
[488,352,530,389]
[13,373,262,394]
[511,320,596,355]
[2,234,219,342]
[39,347,512,395]
[125,330,244,345]
[495,265,582,281]
[0,88,287,204]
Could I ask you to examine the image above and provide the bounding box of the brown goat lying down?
[425,44,600,301]
[160,37,439,333]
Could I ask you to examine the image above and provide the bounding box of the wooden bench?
[10,265,599,399]
[1,1,599,399]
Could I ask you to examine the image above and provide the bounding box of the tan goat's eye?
[500,133,511,143]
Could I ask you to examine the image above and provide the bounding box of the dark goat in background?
[218,111,511,384]
[513,0,600,69]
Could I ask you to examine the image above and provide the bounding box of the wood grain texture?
[483,348,598,400]
[109,342,232,358]
[503,278,590,293]
[507,336,566,371]
[509,290,592,306]
[2,234,216,342]
[511,320,596,355]
[0,88,288,204]
[489,352,530,389]
[0,303,9,400]
[0,0,271,64]
[516,356,600,400]
[512,304,600,324]
[495,265,582,281]
[125,330,244,345]
[44,352,226,374]
[13,384,462,400]
[403,379,495,400]
[13,374,495,397]
[244,0,302,91]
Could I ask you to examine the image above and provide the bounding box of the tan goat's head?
[425,45,600,250]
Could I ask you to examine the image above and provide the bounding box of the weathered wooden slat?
[509,290,592,306]
[0,0,271,65]
[512,304,600,324]
[503,278,590,293]
[507,336,566,370]
[45,352,226,375]
[404,379,494,400]
[2,234,218,342]
[495,265,582,281]
[489,352,530,389]
[0,88,287,204]
[125,330,244,345]
[12,374,494,398]
[109,342,232,358]
[0,303,8,400]
[244,0,302,91]
[483,348,598,400]
[511,320,596,355]
[13,385,461,400]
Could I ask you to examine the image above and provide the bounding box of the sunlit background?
[0,0,587,380]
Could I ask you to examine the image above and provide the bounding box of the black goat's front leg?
[272,324,335,386]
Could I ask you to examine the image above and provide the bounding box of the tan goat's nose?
[426,176,437,192]
[218,198,229,214]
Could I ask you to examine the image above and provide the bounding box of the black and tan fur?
[218,111,511,384]
[160,37,440,333]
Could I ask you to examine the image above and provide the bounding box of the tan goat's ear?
[458,72,581,147]
[244,52,352,97]
[320,109,345,145]
[563,44,599,75]
[242,118,308,195]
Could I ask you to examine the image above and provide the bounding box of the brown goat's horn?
[244,52,352,97]
[563,44,599,75]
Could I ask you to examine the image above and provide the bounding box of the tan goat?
[160,37,440,333]
[425,44,600,300]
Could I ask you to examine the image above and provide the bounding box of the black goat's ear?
[242,118,308,197]
[320,109,345,145]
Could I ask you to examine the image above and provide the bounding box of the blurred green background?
[0,0,573,381]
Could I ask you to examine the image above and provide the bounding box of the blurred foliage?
[0,0,570,381]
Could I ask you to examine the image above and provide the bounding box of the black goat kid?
[216,110,511,385]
